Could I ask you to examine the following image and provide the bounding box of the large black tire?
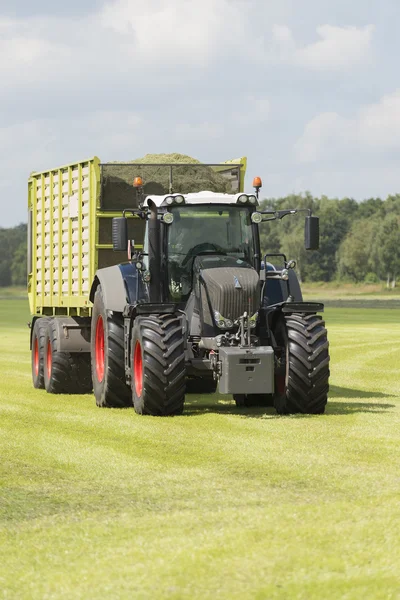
[91,286,132,408]
[186,377,217,394]
[233,393,274,408]
[31,317,51,389]
[273,313,329,415]
[132,314,186,416]
[44,319,93,394]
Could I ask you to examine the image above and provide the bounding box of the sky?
[1,0,400,227]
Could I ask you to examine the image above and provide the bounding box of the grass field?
[302,282,400,309]
[0,297,399,599]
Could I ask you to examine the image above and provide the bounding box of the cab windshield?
[167,205,255,301]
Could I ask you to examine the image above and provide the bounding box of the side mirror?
[112,217,128,252]
[305,216,319,250]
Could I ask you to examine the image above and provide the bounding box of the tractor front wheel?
[272,313,329,415]
[90,286,132,408]
[132,314,186,416]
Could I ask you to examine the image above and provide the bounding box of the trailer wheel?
[273,313,329,415]
[186,377,217,394]
[31,317,51,389]
[91,286,131,408]
[132,314,186,416]
[44,320,92,394]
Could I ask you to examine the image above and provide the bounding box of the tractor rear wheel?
[233,394,274,408]
[132,314,186,416]
[31,317,50,389]
[90,286,132,408]
[273,313,329,415]
[44,319,92,394]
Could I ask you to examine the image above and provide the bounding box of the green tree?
[337,219,378,282]
[0,224,27,287]
[374,214,400,287]
[11,242,27,286]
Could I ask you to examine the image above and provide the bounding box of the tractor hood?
[194,256,260,324]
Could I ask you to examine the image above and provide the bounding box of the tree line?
[1,192,399,287]
[0,224,27,287]
[259,193,400,287]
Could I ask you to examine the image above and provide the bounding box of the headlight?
[163,212,174,224]
[165,197,174,205]
[248,195,257,204]
[251,212,262,224]
[249,312,258,328]
[214,311,234,329]
[174,195,184,204]
[238,194,248,204]
[281,268,289,281]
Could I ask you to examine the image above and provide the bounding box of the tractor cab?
[141,192,261,304]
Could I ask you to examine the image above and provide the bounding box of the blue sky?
[1,0,400,226]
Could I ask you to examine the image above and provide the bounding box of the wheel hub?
[95,316,105,383]
[134,341,143,397]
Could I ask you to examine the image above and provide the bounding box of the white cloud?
[0,5,375,97]
[296,25,374,70]
[98,0,246,66]
[294,112,349,163]
[358,90,400,149]
[0,36,71,83]
[295,90,400,164]
[272,24,374,70]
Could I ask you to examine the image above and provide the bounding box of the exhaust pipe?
[147,200,161,302]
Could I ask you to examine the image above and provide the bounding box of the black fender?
[262,264,303,308]
[89,263,147,312]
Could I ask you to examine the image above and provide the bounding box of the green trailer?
[28,155,247,395]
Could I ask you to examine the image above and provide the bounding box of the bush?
[364,272,380,284]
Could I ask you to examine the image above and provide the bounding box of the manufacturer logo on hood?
[234,276,242,289]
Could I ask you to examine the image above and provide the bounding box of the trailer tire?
[91,286,132,408]
[273,313,329,415]
[233,394,274,408]
[31,317,51,389]
[132,314,186,416]
[44,320,93,394]
[186,377,217,394]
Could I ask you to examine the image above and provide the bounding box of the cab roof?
[142,191,259,208]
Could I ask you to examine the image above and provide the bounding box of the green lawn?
[0,298,399,599]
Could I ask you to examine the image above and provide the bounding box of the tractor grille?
[201,267,260,321]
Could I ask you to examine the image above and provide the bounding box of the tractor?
[90,176,330,415]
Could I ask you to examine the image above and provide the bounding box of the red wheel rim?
[34,339,39,377]
[46,340,52,380]
[95,316,105,383]
[134,341,143,397]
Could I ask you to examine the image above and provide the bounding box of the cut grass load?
[0,298,399,599]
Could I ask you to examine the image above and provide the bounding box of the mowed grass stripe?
[0,299,399,599]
